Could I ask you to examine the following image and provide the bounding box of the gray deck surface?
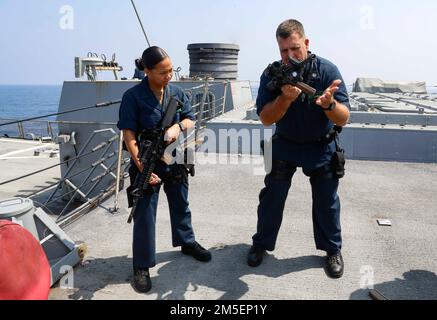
[0,138,60,200]
[41,153,437,300]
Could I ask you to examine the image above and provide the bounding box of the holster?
[331,149,345,179]
[331,126,346,179]
[309,127,346,182]
[126,185,135,208]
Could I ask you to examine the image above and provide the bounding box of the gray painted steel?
[350,92,437,114]
[342,125,437,162]
[206,118,437,163]
[349,112,437,126]
[187,43,240,80]
[353,78,427,94]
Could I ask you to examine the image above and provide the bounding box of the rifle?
[126,96,180,224]
[265,54,317,97]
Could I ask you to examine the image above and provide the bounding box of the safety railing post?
[196,78,209,131]
[222,81,228,115]
[17,122,25,139]
[110,131,124,214]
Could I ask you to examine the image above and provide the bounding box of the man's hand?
[316,80,342,109]
[164,124,181,144]
[259,85,302,126]
[281,84,302,103]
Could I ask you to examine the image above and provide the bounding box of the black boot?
[326,252,344,279]
[247,245,266,267]
[133,268,152,293]
[182,241,212,262]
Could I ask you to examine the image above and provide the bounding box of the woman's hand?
[137,163,161,185]
[149,173,161,185]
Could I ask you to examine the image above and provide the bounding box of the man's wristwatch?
[321,100,337,111]
[178,122,186,132]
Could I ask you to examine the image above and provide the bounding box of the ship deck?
[1,137,437,300]
[37,151,437,300]
[0,138,60,201]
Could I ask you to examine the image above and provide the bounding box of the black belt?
[276,126,342,145]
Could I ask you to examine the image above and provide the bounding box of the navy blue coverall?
[253,55,350,255]
[117,77,196,269]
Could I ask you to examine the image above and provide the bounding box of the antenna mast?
[130,0,151,47]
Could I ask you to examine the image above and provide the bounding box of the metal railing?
[0,100,128,227]
[0,128,130,227]
[0,118,120,141]
[0,78,224,228]
[0,100,121,140]
[191,80,229,130]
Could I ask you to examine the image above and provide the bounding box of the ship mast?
[130,0,151,47]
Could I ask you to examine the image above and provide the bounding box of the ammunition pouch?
[185,164,195,177]
[269,160,296,181]
[309,164,335,184]
[164,164,190,185]
[183,145,195,177]
[163,144,195,184]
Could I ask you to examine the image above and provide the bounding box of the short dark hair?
[276,19,306,39]
[138,46,169,70]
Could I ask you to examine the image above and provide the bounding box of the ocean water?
[0,85,62,138]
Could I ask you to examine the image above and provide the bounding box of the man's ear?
[305,38,310,49]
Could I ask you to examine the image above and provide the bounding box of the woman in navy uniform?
[247,19,350,279]
[118,46,211,293]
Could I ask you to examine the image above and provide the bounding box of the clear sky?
[0,0,436,86]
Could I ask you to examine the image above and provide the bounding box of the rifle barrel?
[295,81,317,97]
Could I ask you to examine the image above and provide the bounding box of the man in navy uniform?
[248,19,350,278]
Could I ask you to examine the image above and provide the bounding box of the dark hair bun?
[135,58,145,70]
[141,46,169,70]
